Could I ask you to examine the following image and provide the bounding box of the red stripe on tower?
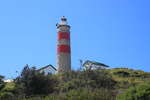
[58,32,70,40]
[57,45,70,53]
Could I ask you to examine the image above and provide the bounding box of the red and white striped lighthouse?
[56,16,71,73]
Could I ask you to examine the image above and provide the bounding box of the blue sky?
[0,0,150,78]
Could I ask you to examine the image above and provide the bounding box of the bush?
[117,82,150,100]
[59,70,117,92]
[15,65,58,97]
[0,66,117,100]
[20,88,116,100]
[65,88,115,100]
[114,71,130,77]
[0,75,5,91]
[0,92,15,100]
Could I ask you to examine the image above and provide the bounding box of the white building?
[4,79,14,83]
[37,64,57,75]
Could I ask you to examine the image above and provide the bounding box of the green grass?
[3,82,15,91]
[106,68,150,90]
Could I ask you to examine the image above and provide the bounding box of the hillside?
[1,67,150,100]
[107,68,150,89]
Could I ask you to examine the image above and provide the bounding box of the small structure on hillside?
[82,60,109,70]
[37,64,57,75]
[4,79,14,83]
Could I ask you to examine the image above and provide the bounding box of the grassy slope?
[107,68,150,89]
[3,82,15,91]
[3,68,150,100]
[6,68,150,89]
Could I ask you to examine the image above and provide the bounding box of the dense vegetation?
[116,82,150,100]
[0,61,150,100]
[0,75,5,91]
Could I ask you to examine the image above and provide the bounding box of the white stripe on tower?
[56,16,71,73]
[58,39,70,45]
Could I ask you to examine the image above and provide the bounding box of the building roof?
[37,64,57,71]
[4,79,14,83]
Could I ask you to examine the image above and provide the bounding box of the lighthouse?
[56,16,71,73]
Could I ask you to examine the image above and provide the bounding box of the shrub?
[15,65,58,97]
[65,88,115,100]
[114,71,130,77]
[116,82,150,100]
[20,88,116,100]
[0,75,5,91]
[0,92,15,100]
[59,70,117,92]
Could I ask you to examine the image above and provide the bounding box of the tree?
[15,65,58,97]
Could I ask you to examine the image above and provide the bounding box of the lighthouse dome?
[60,16,68,25]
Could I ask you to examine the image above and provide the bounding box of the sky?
[0,0,150,79]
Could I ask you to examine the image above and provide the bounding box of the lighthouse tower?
[56,16,71,73]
